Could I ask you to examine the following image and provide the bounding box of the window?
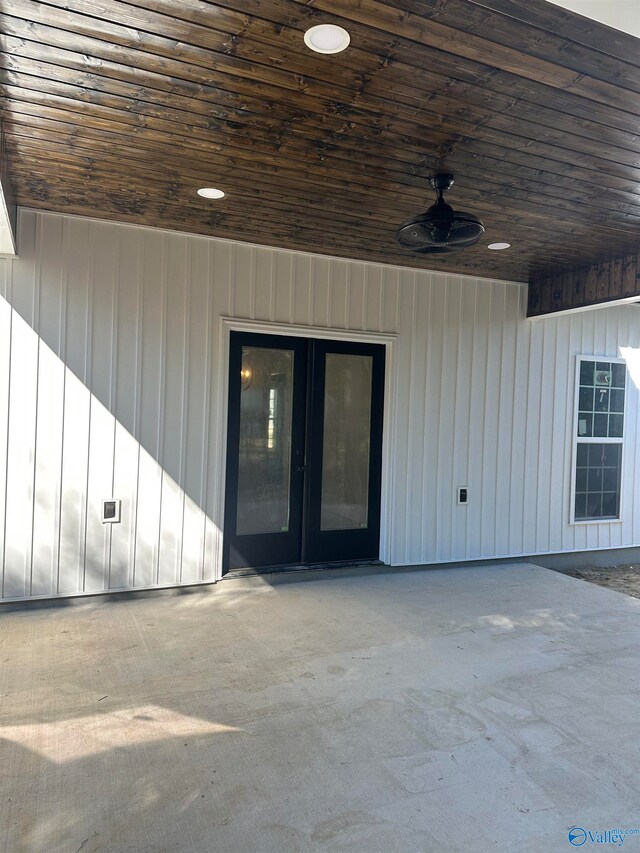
[572,358,626,522]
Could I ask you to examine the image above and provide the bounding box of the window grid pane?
[574,442,621,521]
[576,359,625,439]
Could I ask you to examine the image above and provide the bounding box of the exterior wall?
[1,209,640,600]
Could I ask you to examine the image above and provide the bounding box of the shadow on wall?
[0,297,221,600]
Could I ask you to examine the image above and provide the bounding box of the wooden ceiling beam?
[528,254,640,317]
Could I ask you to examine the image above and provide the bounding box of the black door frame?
[222,330,387,574]
[222,332,308,572]
[303,338,385,564]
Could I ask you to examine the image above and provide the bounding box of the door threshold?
[223,559,384,580]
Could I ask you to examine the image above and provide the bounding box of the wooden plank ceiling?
[2,0,640,283]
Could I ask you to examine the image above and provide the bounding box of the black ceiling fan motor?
[396,174,484,252]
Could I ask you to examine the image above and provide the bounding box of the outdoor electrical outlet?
[101,499,122,524]
[457,487,468,505]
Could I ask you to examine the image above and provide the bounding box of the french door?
[223,332,385,573]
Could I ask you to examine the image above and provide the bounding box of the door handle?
[295,465,306,472]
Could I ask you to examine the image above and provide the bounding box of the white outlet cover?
[101,499,122,524]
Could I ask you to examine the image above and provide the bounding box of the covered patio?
[2,561,639,852]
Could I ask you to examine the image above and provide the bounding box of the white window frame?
[570,354,627,525]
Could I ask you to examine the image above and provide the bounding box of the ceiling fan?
[396,174,485,253]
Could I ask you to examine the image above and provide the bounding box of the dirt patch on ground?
[555,564,640,599]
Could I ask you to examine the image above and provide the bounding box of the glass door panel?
[236,346,293,535]
[321,354,373,531]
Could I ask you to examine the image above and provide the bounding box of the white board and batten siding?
[1,209,640,601]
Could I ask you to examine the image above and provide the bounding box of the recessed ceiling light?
[487,242,511,250]
[197,187,225,199]
[304,24,350,54]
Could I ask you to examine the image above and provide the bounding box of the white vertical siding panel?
[157,235,188,585]
[56,217,92,594]
[181,494,205,583]
[521,318,544,555]
[114,226,141,435]
[347,263,366,331]
[62,218,91,382]
[494,285,518,556]
[329,259,348,329]
[480,283,504,558]
[31,343,65,597]
[8,208,39,599]
[134,446,162,588]
[392,270,417,564]
[406,274,428,563]
[110,422,139,590]
[202,242,220,580]
[206,241,234,577]
[232,243,254,319]
[311,256,331,328]
[0,295,11,592]
[508,290,529,555]
[3,312,39,597]
[31,217,65,596]
[423,273,447,562]
[57,368,91,594]
[181,238,210,583]
[381,267,400,334]
[468,280,491,558]
[254,247,274,322]
[548,317,571,553]
[535,320,556,553]
[452,276,475,559]
[273,250,293,324]
[292,253,312,326]
[133,231,166,586]
[364,265,383,332]
[83,224,117,591]
[84,398,114,593]
[438,277,464,562]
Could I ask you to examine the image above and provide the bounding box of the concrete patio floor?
[2,562,640,853]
